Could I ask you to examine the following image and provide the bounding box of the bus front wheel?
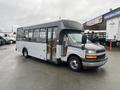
[68,56,82,72]
[23,49,28,58]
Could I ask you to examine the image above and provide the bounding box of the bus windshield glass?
[68,33,82,44]
[68,33,92,44]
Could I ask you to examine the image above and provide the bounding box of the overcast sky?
[0,0,120,32]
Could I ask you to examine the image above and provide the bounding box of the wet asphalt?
[0,44,120,90]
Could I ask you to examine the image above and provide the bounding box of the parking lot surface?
[0,44,120,90]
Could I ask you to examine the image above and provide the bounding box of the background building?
[84,7,120,31]
[84,7,120,46]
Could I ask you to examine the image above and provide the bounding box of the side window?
[40,28,46,42]
[47,27,57,42]
[53,27,57,40]
[28,30,33,41]
[17,29,24,41]
[24,30,29,41]
[47,28,52,40]
[33,29,40,42]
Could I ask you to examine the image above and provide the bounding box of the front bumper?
[82,57,108,68]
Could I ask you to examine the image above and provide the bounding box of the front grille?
[97,54,105,59]
[96,49,105,53]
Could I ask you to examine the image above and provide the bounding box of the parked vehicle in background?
[0,32,16,44]
[0,36,15,45]
[84,30,106,45]
[0,36,6,45]
[106,17,120,47]
[16,20,107,71]
[3,37,16,44]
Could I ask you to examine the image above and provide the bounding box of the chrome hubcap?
[70,59,78,70]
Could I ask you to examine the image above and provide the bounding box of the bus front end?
[82,44,108,68]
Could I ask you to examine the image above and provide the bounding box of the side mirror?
[82,34,87,44]
[81,44,85,50]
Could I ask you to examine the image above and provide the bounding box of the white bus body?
[16,20,107,71]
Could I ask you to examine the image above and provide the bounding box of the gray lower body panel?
[82,57,108,68]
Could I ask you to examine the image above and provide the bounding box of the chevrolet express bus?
[16,20,107,71]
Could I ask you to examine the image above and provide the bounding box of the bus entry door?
[47,28,57,62]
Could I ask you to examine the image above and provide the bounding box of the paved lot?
[0,44,120,90]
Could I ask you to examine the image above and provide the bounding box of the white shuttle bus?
[16,20,107,71]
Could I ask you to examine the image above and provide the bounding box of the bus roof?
[18,20,83,31]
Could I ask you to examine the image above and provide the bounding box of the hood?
[85,43,105,51]
[70,43,105,51]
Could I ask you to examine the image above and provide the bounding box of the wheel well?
[22,47,27,53]
[67,54,82,63]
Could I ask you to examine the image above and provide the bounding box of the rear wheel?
[68,56,82,72]
[23,49,28,58]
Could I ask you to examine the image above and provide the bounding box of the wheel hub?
[70,59,79,70]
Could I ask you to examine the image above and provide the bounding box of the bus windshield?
[68,33,82,44]
[68,33,91,44]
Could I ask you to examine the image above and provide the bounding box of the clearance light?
[85,55,97,59]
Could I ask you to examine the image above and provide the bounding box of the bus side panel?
[61,47,85,62]
[16,41,25,53]
[16,41,47,60]
[24,42,47,60]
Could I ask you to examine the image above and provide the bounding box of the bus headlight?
[86,50,96,54]
[85,50,96,59]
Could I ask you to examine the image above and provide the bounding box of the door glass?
[62,34,68,56]
[52,28,57,61]
[47,28,52,60]
[47,27,57,61]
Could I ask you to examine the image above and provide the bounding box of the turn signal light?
[85,55,97,59]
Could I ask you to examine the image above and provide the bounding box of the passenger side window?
[40,28,46,42]
[16,29,24,41]
[17,28,24,41]
[33,29,39,42]
[28,30,33,41]
[24,30,29,41]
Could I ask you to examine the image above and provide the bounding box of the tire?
[68,56,82,72]
[23,49,28,58]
